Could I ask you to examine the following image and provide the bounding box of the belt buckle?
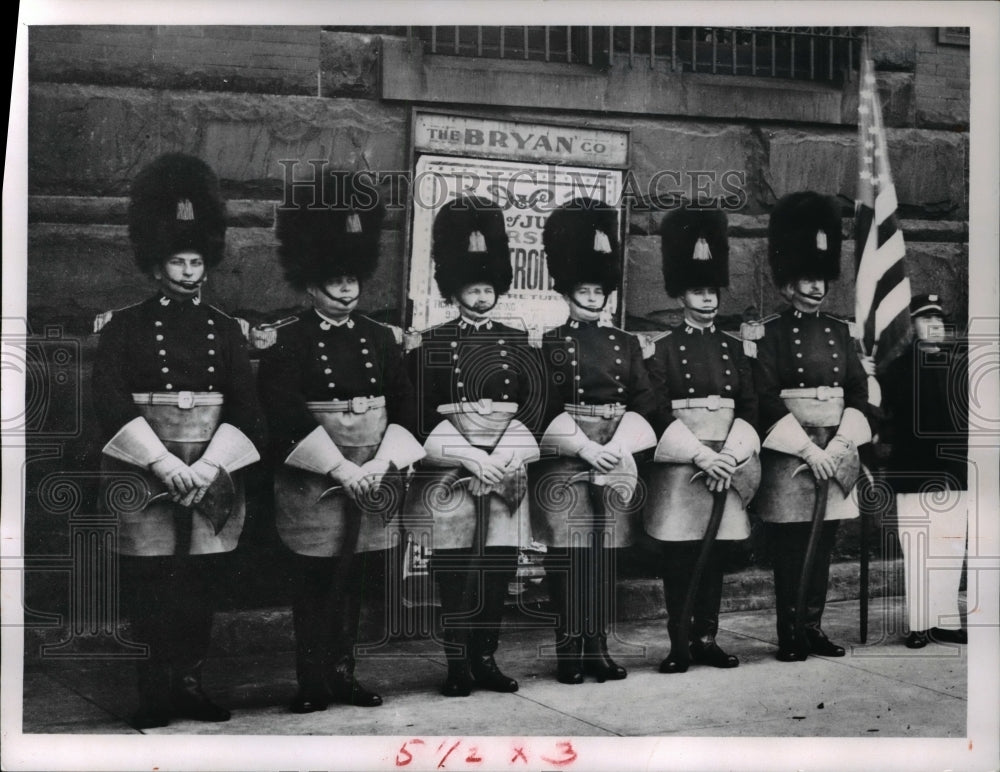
[706,395,721,411]
[475,398,494,415]
[602,404,615,419]
[350,397,370,414]
[177,391,195,410]
[815,386,831,401]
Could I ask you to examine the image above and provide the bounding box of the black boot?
[468,559,518,692]
[803,522,845,657]
[324,555,382,707]
[768,524,807,662]
[546,559,583,684]
[435,560,474,697]
[659,542,693,674]
[689,549,739,669]
[166,559,230,721]
[122,556,173,728]
[170,660,231,722]
[132,660,172,729]
[581,544,626,682]
[290,556,332,713]
[327,655,383,707]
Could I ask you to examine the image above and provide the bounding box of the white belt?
[306,396,386,414]
[567,403,626,419]
[438,400,517,416]
[671,396,734,411]
[132,391,224,409]
[780,386,844,401]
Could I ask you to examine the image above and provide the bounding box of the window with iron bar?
[399,26,862,83]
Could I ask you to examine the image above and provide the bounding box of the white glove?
[693,448,736,490]
[181,458,221,507]
[801,443,836,481]
[358,457,392,492]
[149,453,196,501]
[330,460,369,502]
[579,440,621,474]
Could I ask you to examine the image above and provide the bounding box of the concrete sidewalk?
[22,595,967,738]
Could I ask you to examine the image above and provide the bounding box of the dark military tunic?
[257,310,417,556]
[405,317,543,549]
[644,323,758,541]
[881,340,969,495]
[530,320,657,548]
[93,293,264,556]
[752,308,868,523]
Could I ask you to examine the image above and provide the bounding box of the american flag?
[854,42,912,376]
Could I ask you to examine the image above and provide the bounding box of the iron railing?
[404,26,861,82]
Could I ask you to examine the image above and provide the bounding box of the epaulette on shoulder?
[92,301,143,334]
[821,312,859,337]
[724,328,758,358]
[360,315,405,346]
[249,314,299,350]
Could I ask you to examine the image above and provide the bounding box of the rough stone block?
[321,31,380,98]
[29,83,409,197]
[764,128,967,219]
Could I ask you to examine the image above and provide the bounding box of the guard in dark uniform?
[751,191,872,662]
[644,208,760,674]
[93,154,265,729]
[404,195,542,698]
[256,174,423,712]
[880,294,969,648]
[531,198,657,684]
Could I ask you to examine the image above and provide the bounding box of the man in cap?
[93,153,265,728]
[256,172,423,712]
[404,195,542,697]
[751,191,872,662]
[879,294,969,649]
[644,207,760,674]
[531,197,657,684]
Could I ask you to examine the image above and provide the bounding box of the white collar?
[315,308,354,329]
[458,316,493,331]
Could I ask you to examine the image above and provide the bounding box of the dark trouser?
[660,540,725,649]
[290,551,380,692]
[766,520,840,649]
[120,554,224,711]
[431,546,517,664]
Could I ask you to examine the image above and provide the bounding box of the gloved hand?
[579,440,621,474]
[180,458,222,507]
[693,448,736,490]
[330,460,370,502]
[358,458,392,493]
[458,448,506,488]
[801,442,836,480]
[149,453,196,502]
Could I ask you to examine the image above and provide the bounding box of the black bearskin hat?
[431,196,511,299]
[660,207,729,298]
[128,153,227,274]
[542,197,621,296]
[767,191,842,287]
[275,171,384,291]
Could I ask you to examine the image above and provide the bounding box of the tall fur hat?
[767,191,842,286]
[432,196,511,299]
[127,153,227,274]
[542,197,621,295]
[276,171,384,290]
[660,207,729,298]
